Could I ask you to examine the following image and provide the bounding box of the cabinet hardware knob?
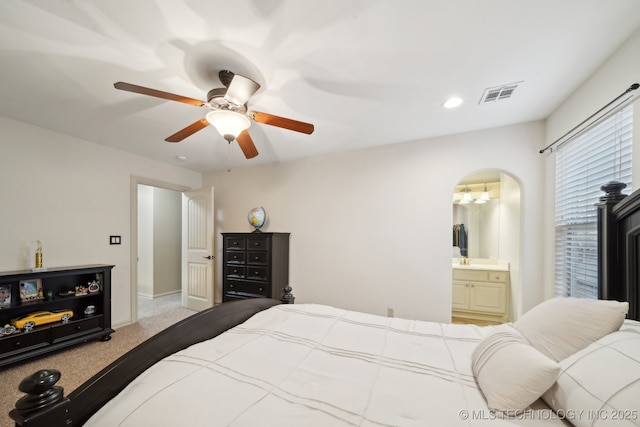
[15,342,21,347]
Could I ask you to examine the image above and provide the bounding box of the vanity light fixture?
[475,184,491,204]
[459,186,473,204]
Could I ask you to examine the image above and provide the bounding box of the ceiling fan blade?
[165,119,210,142]
[224,74,260,107]
[249,111,315,134]
[114,82,205,107]
[236,130,259,159]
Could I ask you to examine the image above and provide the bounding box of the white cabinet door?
[469,281,507,314]
[452,280,469,310]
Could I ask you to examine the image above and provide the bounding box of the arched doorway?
[452,170,521,324]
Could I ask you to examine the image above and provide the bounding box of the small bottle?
[35,240,43,269]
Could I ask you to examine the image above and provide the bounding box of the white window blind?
[555,105,633,298]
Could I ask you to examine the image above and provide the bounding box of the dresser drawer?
[51,316,103,343]
[247,251,267,265]
[452,269,508,283]
[246,266,268,281]
[225,237,246,250]
[247,236,269,250]
[0,329,49,357]
[225,265,245,278]
[488,271,508,283]
[225,251,246,264]
[226,280,267,297]
[452,269,488,282]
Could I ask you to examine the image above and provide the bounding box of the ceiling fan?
[113,70,314,159]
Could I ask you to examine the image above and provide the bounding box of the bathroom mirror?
[453,172,502,259]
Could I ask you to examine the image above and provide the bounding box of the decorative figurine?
[88,280,100,293]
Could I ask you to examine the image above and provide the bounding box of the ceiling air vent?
[479,81,523,104]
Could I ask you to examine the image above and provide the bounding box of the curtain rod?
[539,83,639,154]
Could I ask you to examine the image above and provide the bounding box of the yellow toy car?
[11,310,73,330]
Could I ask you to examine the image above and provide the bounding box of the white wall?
[205,121,546,322]
[0,117,201,326]
[499,173,521,317]
[543,27,640,299]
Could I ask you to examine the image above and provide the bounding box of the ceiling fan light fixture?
[206,110,251,141]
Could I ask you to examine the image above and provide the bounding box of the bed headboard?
[597,181,640,320]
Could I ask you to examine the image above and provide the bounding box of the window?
[555,105,633,298]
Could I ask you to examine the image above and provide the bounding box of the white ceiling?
[1,0,639,173]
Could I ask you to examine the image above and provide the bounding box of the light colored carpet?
[0,297,196,426]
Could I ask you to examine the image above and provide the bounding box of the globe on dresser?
[247,207,266,230]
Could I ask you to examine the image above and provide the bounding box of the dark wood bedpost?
[9,369,70,427]
[597,181,627,301]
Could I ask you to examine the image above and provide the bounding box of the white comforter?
[87,304,567,426]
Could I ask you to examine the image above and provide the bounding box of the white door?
[182,187,215,311]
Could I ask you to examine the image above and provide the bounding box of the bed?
[8,181,640,427]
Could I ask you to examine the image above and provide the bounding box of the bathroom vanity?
[452,259,509,323]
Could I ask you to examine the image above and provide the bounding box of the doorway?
[137,184,183,320]
[130,177,216,324]
[451,170,521,323]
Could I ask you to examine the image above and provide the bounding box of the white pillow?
[542,329,640,427]
[514,298,628,361]
[472,324,560,412]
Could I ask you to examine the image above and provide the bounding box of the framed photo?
[19,279,44,302]
[0,285,11,307]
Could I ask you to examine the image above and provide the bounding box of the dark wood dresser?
[222,232,291,303]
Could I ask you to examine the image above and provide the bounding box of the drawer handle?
[14,341,21,347]
[76,326,82,331]
[254,256,259,260]
[229,284,235,289]
[254,242,260,246]
[259,287,263,291]
[254,271,260,275]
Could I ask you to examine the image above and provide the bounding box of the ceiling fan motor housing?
[207,87,247,113]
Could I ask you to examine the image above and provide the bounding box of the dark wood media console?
[0,264,114,368]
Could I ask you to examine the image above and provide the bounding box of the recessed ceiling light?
[443,97,463,109]
[175,155,188,162]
